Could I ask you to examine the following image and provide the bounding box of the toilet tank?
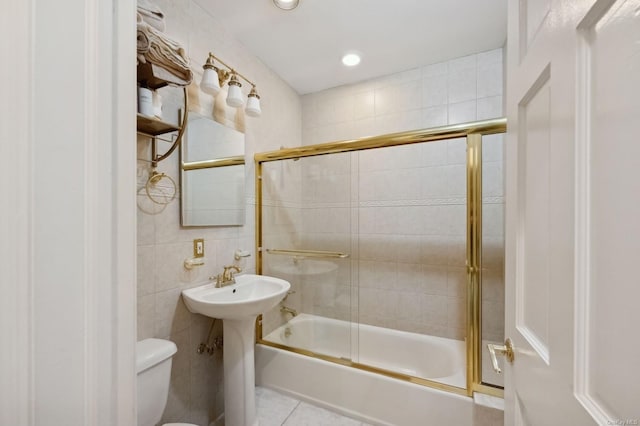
[136,339,178,426]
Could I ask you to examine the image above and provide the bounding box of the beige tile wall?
[136,1,301,424]
[291,49,505,341]
[301,49,503,145]
[351,140,469,339]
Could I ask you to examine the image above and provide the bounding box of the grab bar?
[182,155,245,171]
[264,248,350,259]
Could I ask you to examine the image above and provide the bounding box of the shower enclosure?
[255,118,506,397]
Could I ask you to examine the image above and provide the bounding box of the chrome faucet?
[210,265,241,288]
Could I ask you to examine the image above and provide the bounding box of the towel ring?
[145,170,176,205]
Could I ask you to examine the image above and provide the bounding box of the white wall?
[135,1,301,423]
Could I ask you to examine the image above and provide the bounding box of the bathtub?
[256,314,473,426]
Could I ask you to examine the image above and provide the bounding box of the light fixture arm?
[206,52,256,88]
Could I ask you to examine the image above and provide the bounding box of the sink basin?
[182,274,290,320]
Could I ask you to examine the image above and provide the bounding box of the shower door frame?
[254,117,506,398]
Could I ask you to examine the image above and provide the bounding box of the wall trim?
[0,0,34,424]
[112,0,138,423]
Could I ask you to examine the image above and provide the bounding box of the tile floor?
[255,386,372,426]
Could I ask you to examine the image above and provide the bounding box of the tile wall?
[291,49,505,340]
[136,1,301,423]
[351,140,469,339]
[301,49,504,145]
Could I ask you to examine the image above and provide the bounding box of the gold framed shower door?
[254,117,507,398]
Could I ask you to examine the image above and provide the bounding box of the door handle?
[487,338,515,374]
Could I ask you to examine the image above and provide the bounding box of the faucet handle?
[209,274,223,287]
[222,265,241,282]
[223,264,242,273]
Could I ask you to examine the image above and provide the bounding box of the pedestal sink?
[182,274,290,426]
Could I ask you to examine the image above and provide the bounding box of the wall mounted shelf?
[136,114,180,136]
[136,63,189,168]
[137,62,175,90]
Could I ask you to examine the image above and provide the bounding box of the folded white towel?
[137,0,165,32]
[137,19,192,85]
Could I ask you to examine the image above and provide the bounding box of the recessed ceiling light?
[273,0,299,10]
[342,53,361,67]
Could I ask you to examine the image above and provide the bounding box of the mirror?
[180,111,245,226]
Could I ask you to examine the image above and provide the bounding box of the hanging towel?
[137,0,165,32]
[137,19,193,86]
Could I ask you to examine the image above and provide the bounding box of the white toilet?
[136,338,197,426]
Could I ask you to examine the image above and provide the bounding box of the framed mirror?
[180,111,245,226]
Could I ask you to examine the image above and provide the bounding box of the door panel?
[575,0,640,421]
[522,0,551,49]
[517,78,551,362]
[505,0,640,424]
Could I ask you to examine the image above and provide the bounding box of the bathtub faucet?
[210,265,241,287]
[280,305,298,317]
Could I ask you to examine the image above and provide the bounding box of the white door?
[503,0,640,424]
[1,0,137,424]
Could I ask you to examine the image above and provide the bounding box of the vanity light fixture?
[273,0,299,10]
[199,52,262,117]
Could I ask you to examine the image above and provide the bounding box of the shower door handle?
[487,338,515,374]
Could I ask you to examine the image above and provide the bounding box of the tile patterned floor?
[256,386,372,426]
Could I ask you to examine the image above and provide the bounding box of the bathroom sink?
[182,274,291,425]
[182,274,290,320]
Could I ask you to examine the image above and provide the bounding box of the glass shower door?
[259,153,354,362]
[354,138,468,389]
[480,133,505,388]
[255,118,507,397]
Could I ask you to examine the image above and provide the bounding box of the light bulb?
[273,0,299,10]
[201,55,221,95]
[245,87,261,117]
[226,74,244,108]
[200,67,221,95]
[342,53,361,67]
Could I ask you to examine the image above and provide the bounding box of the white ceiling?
[194,0,508,94]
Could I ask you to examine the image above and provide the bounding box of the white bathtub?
[256,314,472,426]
